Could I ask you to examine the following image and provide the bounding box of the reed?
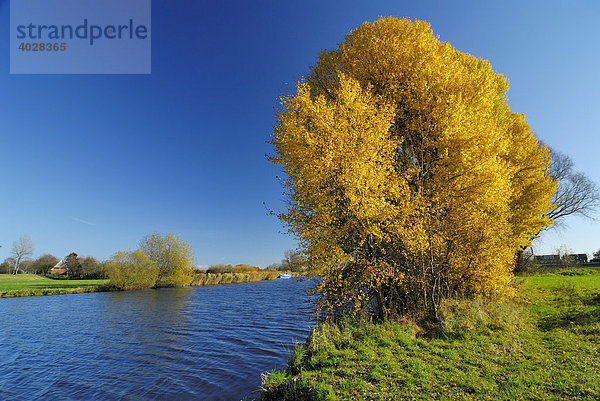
[190,270,288,286]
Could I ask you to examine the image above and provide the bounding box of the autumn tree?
[140,232,195,287]
[11,236,34,274]
[270,17,556,320]
[105,250,158,290]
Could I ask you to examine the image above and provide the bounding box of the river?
[0,278,315,400]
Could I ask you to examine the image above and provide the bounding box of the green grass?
[0,274,108,297]
[261,269,600,400]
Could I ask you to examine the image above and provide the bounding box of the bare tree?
[516,149,599,273]
[11,236,34,274]
[280,249,306,272]
[546,149,599,222]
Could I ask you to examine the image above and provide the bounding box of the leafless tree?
[546,148,599,223]
[11,236,34,274]
[280,249,306,272]
[516,148,599,273]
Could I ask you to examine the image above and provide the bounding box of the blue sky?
[0,0,599,266]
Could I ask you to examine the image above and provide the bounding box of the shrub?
[206,264,260,274]
[190,270,281,286]
[105,250,158,290]
[556,268,598,276]
[140,232,195,287]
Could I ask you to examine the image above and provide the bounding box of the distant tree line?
[1,234,309,292]
[265,249,306,272]
[0,251,105,279]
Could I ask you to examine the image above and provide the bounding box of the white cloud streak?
[71,217,96,226]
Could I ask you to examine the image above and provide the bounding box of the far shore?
[0,271,302,298]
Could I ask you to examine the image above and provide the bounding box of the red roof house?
[49,260,68,275]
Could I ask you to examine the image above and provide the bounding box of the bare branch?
[10,236,34,274]
[545,148,599,222]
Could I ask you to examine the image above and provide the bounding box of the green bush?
[556,268,598,276]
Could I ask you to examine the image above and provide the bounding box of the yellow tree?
[270,17,556,319]
[140,232,196,287]
[105,250,158,290]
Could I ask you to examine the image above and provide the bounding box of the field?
[0,274,108,297]
[262,269,600,400]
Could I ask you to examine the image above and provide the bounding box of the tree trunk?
[13,256,21,274]
[375,288,387,321]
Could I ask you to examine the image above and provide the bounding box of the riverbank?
[0,274,108,298]
[261,269,600,400]
[0,271,302,298]
[190,270,300,286]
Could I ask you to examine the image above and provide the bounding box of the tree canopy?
[270,17,556,319]
[105,250,158,290]
[32,254,59,275]
[140,232,195,287]
[65,252,81,278]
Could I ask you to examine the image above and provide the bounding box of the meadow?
[0,274,108,297]
[261,268,600,400]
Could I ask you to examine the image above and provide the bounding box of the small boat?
[278,273,292,279]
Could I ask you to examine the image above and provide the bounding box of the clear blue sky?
[1,0,599,266]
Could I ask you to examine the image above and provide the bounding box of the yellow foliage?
[140,232,196,287]
[105,250,158,290]
[270,17,556,319]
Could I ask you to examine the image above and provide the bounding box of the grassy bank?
[261,269,600,400]
[0,274,108,298]
[191,270,297,286]
[1,270,299,298]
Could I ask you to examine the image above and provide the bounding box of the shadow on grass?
[537,291,600,333]
[539,307,600,330]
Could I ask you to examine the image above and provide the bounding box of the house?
[534,254,588,265]
[534,255,560,265]
[49,260,68,275]
[571,254,588,264]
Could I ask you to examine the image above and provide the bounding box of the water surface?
[0,278,314,400]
